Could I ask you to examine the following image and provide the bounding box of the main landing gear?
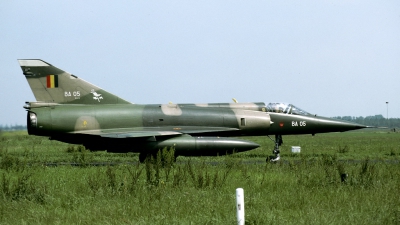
[267,135,283,162]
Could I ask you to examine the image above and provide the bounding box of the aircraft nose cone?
[339,122,367,131]
[318,117,368,132]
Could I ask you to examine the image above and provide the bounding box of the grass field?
[0,130,400,224]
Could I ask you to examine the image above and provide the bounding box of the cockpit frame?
[266,103,311,116]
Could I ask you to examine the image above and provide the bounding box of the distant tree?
[0,124,27,131]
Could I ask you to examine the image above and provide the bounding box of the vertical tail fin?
[18,59,131,104]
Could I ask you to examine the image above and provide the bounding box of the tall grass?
[0,131,399,224]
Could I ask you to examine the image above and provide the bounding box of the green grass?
[1,131,400,224]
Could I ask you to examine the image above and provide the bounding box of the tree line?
[0,124,27,131]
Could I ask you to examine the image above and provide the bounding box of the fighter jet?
[18,59,367,162]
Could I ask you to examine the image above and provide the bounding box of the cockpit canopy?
[266,103,311,116]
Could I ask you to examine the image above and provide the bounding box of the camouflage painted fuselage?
[26,102,365,155]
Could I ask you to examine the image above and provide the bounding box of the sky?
[1,0,399,125]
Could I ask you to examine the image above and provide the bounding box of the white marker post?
[236,188,245,225]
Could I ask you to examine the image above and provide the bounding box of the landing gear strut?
[267,135,283,162]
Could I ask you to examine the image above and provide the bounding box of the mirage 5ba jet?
[18,59,367,162]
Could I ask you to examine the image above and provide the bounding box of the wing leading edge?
[71,126,240,138]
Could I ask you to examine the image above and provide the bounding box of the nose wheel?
[267,135,282,162]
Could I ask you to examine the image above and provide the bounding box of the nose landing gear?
[267,135,282,162]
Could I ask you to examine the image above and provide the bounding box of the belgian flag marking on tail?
[46,75,58,88]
